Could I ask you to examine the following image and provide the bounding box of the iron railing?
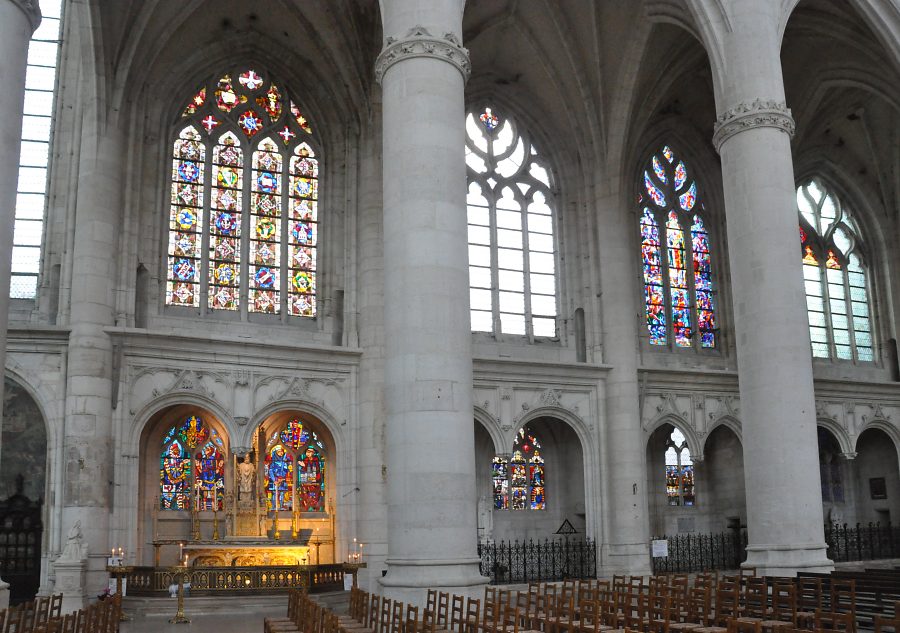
[650,530,747,573]
[478,538,596,584]
[124,563,350,596]
[825,522,900,562]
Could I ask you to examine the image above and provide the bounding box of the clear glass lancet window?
[798,179,873,362]
[665,427,694,506]
[465,106,558,338]
[11,0,65,298]
[639,146,716,350]
[166,68,318,318]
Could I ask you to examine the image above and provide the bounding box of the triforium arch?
[138,404,231,565]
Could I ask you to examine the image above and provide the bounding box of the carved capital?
[713,99,795,152]
[840,451,858,461]
[232,446,252,457]
[9,0,42,32]
[375,26,471,84]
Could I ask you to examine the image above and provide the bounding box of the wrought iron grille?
[477,538,596,584]
[650,530,747,573]
[825,522,900,562]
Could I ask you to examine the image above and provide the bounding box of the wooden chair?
[644,594,673,633]
[737,578,768,624]
[874,615,900,633]
[759,584,797,633]
[727,618,761,633]
[464,598,481,633]
[815,609,855,633]
[406,606,421,633]
[670,586,712,633]
[391,601,406,633]
[794,578,821,630]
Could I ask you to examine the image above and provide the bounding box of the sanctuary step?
[123,594,288,618]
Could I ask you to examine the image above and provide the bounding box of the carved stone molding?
[712,99,795,151]
[375,26,471,84]
[10,0,42,32]
[231,446,252,457]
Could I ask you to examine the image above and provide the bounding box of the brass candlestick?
[290,511,298,540]
[272,510,280,540]
[212,508,220,541]
[190,506,200,541]
[169,566,191,624]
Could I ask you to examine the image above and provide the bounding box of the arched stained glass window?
[639,146,717,349]
[159,415,225,510]
[493,427,546,511]
[797,180,873,362]
[665,427,694,506]
[264,417,327,513]
[465,106,558,338]
[166,67,319,317]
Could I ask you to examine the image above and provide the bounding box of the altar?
[151,529,338,568]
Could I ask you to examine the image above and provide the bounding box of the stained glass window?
[264,418,327,513]
[465,107,558,338]
[11,0,65,299]
[797,180,873,362]
[160,415,225,510]
[492,456,509,509]
[493,427,546,512]
[166,67,319,317]
[665,427,694,506]
[638,146,717,349]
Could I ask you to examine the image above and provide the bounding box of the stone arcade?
[1,0,900,613]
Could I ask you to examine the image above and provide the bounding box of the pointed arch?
[638,145,718,350]
[165,66,320,317]
[159,413,226,511]
[465,105,559,339]
[797,178,874,361]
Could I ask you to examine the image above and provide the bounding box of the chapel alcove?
[478,417,586,543]
[853,427,900,525]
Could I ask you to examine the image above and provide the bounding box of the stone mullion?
[488,144,502,336]
[239,142,252,319]
[199,136,213,316]
[280,147,289,322]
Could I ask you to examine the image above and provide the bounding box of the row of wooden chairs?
[0,595,63,633]
[29,595,120,633]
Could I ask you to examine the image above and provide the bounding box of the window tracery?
[466,106,558,338]
[159,415,225,511]
[797,180,873,362]
[639,146,716,349]
[492,427,545,511]
[166,67,318,318]
[264,418,326,513]
[665,427,694,506]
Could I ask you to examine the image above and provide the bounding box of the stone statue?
[59,520,87,561]
[238,455,255,497]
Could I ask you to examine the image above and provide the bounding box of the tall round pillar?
[376,0,486,603]
[0,0,41,415]
[712,1,831,575]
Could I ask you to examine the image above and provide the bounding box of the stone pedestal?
[376,0,487,604]
[53,559,87,614]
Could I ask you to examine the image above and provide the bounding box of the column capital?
[713,99,795,152]
[840,451,858,461]
[9,0,42,32]
[375,25,471,85]
[231,446,252,457]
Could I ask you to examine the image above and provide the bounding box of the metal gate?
[0,477,43,604]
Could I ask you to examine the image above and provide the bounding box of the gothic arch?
[473,406,505,455]
[816,419,853,455]
[516,406,596,459]
[703,415,743,454]
[243,399,345,453]
[855,418,900,469]
[646,414,703,460]
[131,392,236,452]
[3,367,55,439]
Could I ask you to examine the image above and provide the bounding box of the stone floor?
[120,610,267,632]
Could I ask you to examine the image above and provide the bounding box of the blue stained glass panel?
[644,172,666,207]
[652,156,667,184]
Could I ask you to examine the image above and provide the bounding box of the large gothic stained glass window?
[798,180,873,362]
[166,68,319,317]
[465,107,558,338]
[639,146,716,349]
[264,418,326,513]
[160,415,225,510]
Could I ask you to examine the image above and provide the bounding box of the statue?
[237,455,255,498]
[60,521,87,561]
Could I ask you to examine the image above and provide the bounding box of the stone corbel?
[10,0,41,32]
[232,446,252,457]
[375,26,471,84]
[713,99,795,151]
[840,451,858,461]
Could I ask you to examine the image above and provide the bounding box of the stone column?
[712,1,831,575]
[376,0,486,603]
[594,183,651,576]
[0,0,40,413]
[59,109,126,592]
